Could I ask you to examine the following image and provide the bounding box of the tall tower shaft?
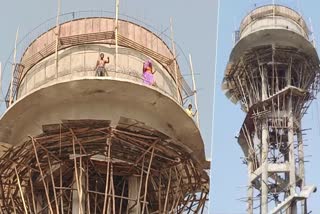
[223,5,319,213]
[0,13,209,213]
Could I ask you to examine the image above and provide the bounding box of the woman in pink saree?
[142,59,156,86]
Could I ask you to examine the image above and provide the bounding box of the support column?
[128,176,141,213]
[261,66,269,214]
[288,95,297,214]
[297,122,307,214]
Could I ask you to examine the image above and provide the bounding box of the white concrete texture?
[18,44,178,100]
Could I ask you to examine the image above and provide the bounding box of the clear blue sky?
[212,0,320,213]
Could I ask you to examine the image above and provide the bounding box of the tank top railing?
[15,64,189,107]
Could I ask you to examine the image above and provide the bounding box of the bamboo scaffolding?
[0,120,208,213]
[224,44,320,213]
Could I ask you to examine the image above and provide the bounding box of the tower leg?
[261,66,268,214]
[288,97,297,214]
[297,123,307,214]
[261,120,269,214]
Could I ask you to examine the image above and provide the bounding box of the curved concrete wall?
[240,5,309,39]
[0,79,208,167]
[21,18,174,70]
[17,17,182,103]
[18,44,178,100]
[0,17,207,165]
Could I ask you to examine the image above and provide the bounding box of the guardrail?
[232,3,316,47]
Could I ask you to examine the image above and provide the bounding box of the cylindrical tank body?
[239,5,309,39]
[0,17,206,166]
[18,18,179,100]
[0,16,209,213]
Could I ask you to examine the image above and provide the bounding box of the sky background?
[212,0,320,213]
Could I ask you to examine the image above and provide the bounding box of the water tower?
[223,5,319,214]
[0,13,209,213]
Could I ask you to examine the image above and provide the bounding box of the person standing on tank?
[95,53,110,76]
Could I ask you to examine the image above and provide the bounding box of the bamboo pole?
[30,137,54,214]
[309,17,316,48]
[14,167,28,213]
[0,200,3,214]
[163,169,172,212]
[29,174,37,213]
[158,172,162,213]
[47,156,60,214]
[10,194,17,214]
[9,27,19,106]
[54,0,61,78]
[115,0,120,76]
[79,146,83,214]
[72,136,83,214]
[94,179,98,214]
[136,156,145,212]
[102,137,112,214]
[110,166,116,214]
[119,180,126,213]
[59,125,64,214]
[86,162,91,214]
[189,54,200,127]
[141,147,155,213]
[170,18,180,102]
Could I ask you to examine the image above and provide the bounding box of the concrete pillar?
[128,176,141,213]
[261,65,269,214]
[288,91,297,214]
[297,122,307,214]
